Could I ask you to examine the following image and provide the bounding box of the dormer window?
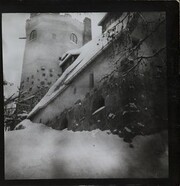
[29,30,37,41]
[61,54,79,72]
[59,49,80,73]
[70,33,78,44]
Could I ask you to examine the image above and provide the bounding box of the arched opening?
[70,33,78,44]
[29,30,37,41]
[60,117,68,130]
[92,95,105,114]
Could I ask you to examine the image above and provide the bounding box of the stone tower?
[19,13,91,113]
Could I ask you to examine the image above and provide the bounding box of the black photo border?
[0,0,179,186]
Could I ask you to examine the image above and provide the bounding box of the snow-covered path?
[5,120,168,179]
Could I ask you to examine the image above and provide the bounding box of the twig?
[114,19,165,65]
[137,12,148,25]
[122,46,166,77]
[137,47,166,59]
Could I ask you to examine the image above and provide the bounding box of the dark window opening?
[27,77,29,82]
[41,67,45,71]
[42,73,46,76]
[31,75,34,78]
[32,81,34,84]
[29,30,37,41]
[50,74,53,77]
[61,54,79,72]
[60,117,68,130]
[89,73,94,89]
[49,69,53,72]
[92,95,105,113]
[70,33,78,44]
[74,87,76,94]
[58,74,61,77]
[29,87,32,91]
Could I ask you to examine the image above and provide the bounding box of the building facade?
[18,13,91,113]
[27,12,167,143]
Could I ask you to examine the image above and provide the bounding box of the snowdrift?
[5,119,168,179]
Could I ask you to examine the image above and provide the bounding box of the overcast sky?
[2,13,105,98]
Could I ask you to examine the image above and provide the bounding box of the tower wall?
[19,14,90,112]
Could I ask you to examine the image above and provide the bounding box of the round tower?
[19,13,91,112]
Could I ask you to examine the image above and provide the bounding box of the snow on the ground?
[5,119,168,179]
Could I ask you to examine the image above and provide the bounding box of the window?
[70,33,78,44]
[29,30,37,41]
[89,73,94,89]
[74,87,76,94]
[61,54,79,72]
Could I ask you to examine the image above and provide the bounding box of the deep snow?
[5,119,168,179]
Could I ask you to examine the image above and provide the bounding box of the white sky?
[2,13,105,98]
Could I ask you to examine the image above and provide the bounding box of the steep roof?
[28,12,129,119]
[98,13,109,26]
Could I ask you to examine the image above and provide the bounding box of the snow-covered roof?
[28,13,130,119]
[59,48,81,67]
[98,13,109,26]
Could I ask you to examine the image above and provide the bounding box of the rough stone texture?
[31,12,167,142]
